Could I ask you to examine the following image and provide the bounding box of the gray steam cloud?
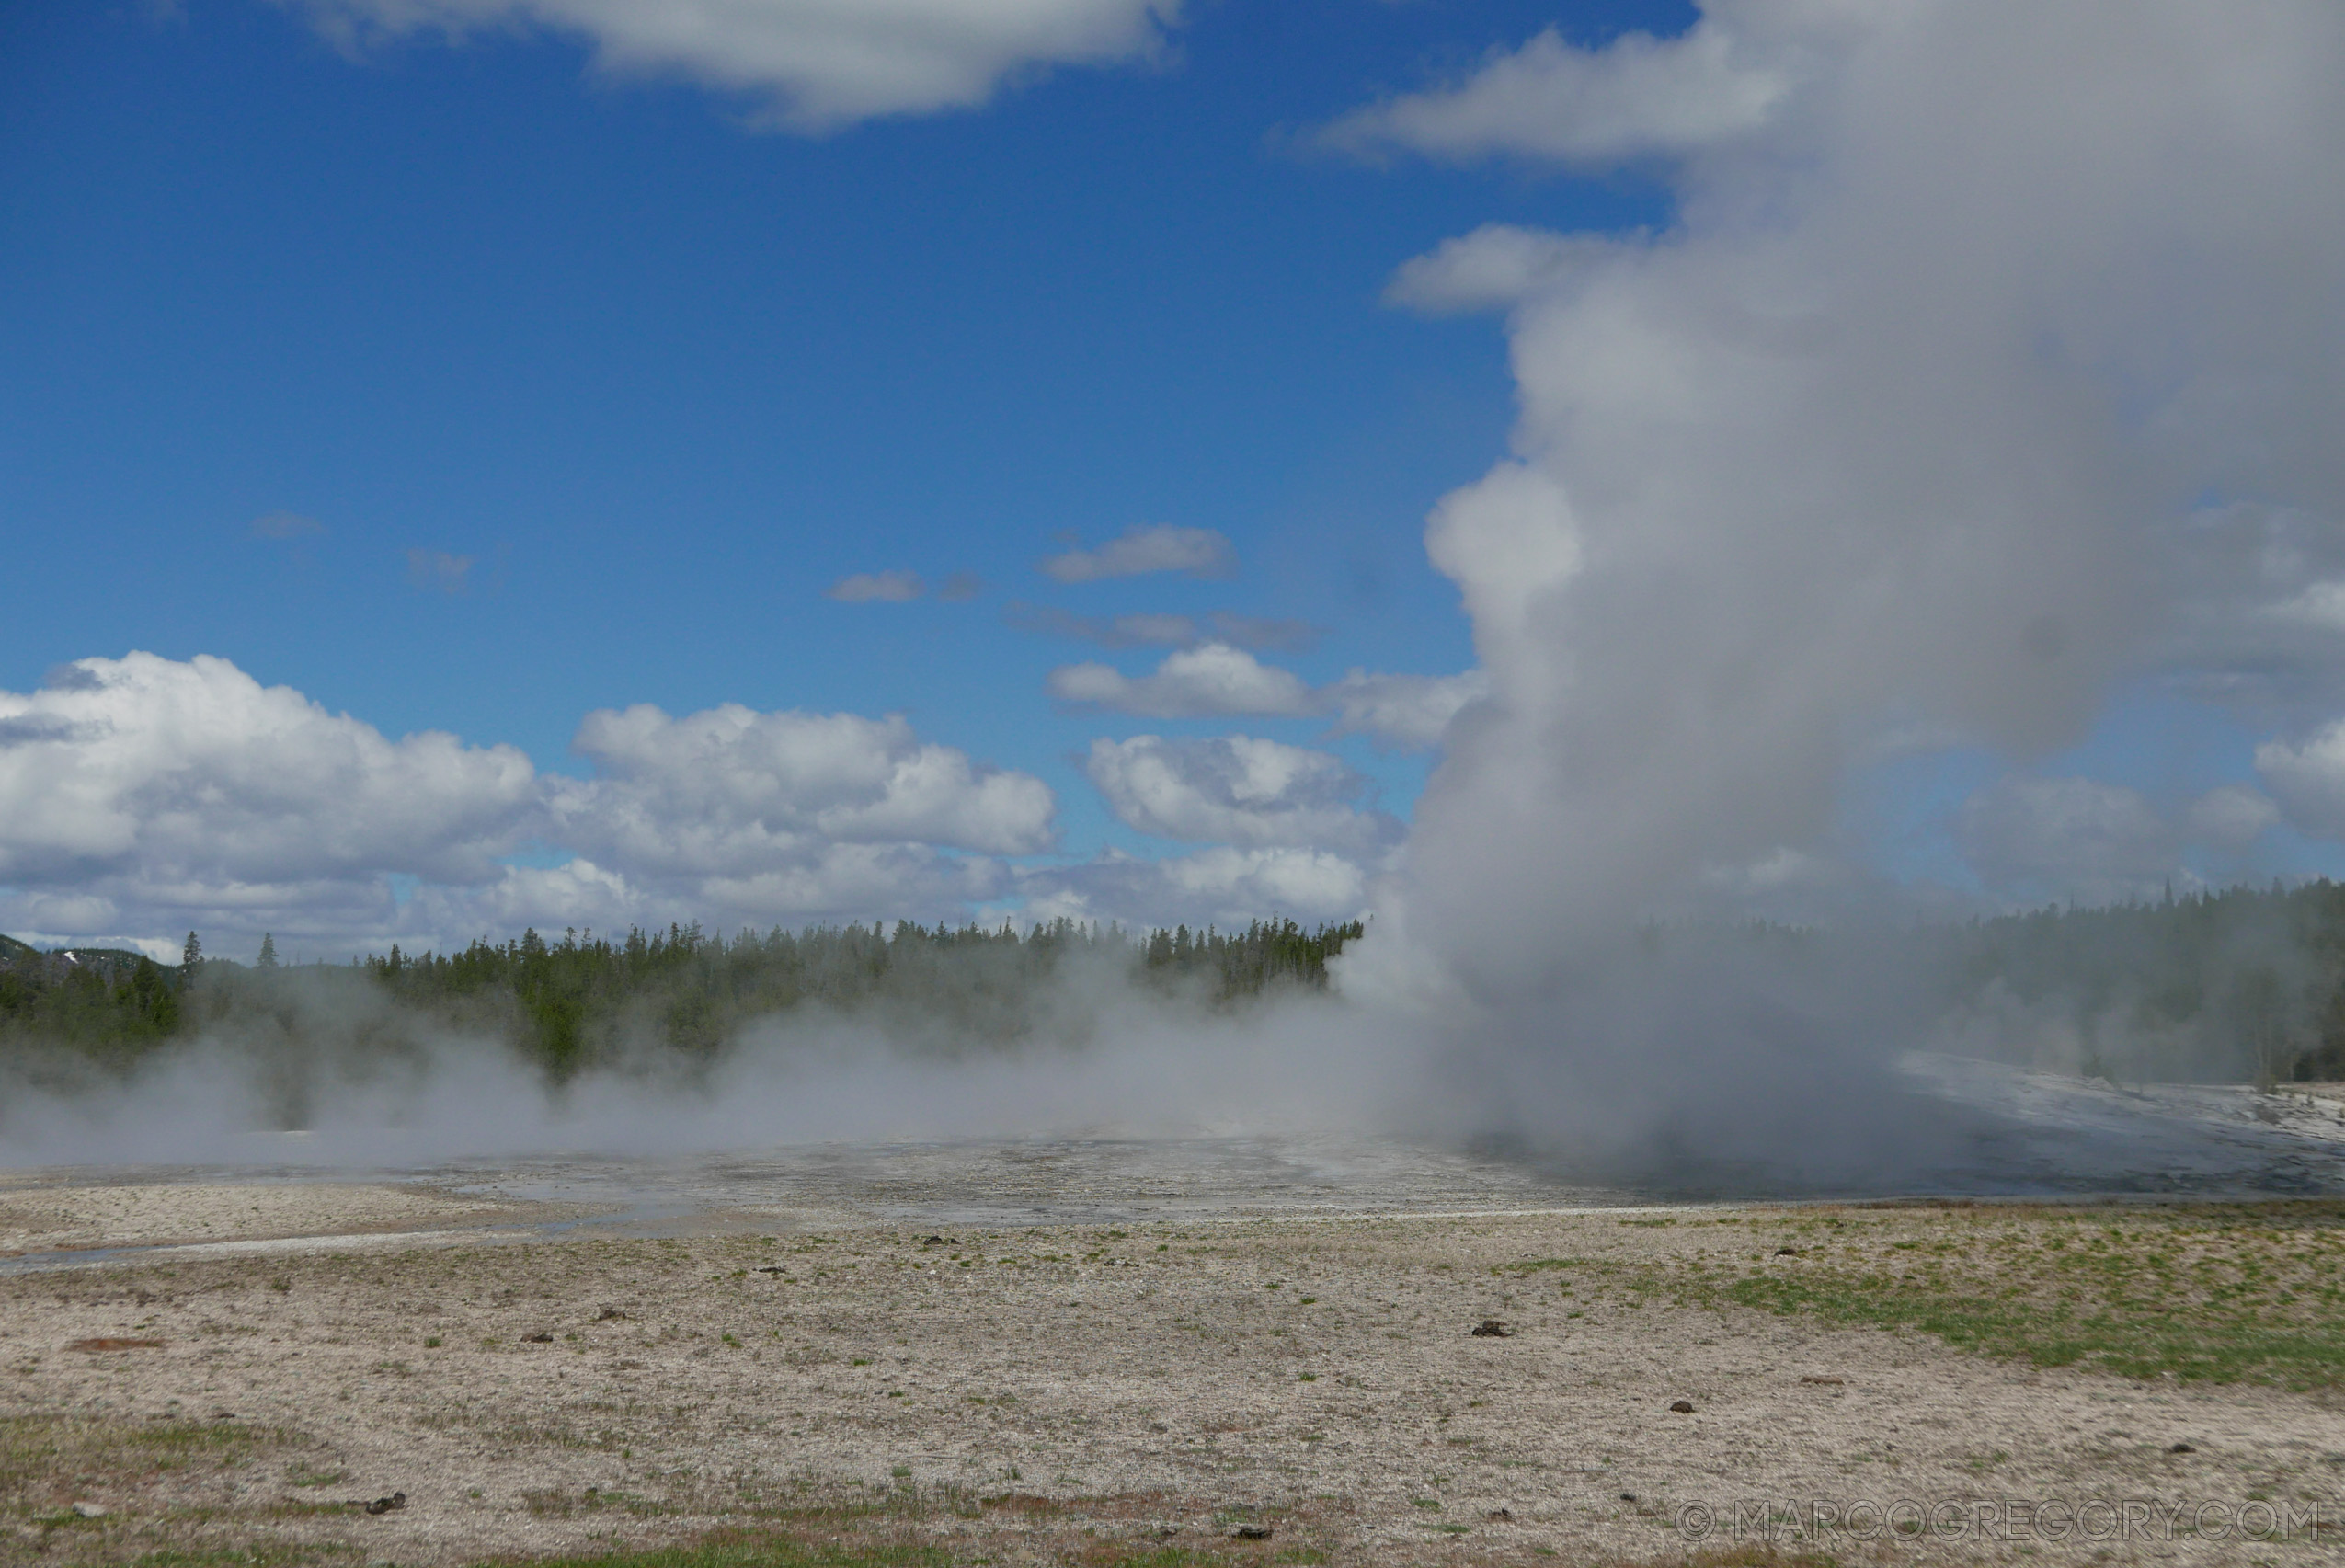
[1331,0,2345,1175]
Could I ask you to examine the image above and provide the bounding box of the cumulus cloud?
[1951,776,2282,908]
[552,703,1055,865]
[1084,735,1401,854]
[0,654,1058,952]
[278,0,1182,132]
[828,569,924,603]
[0,653,537,940]
[1953,778,2179,907]
[1318,14,1801,166]
[1347,0,2345,996]
[1321,670,1488,751]
[1048,643,1480,750]
[2157,502,2345,719]
[1386,225,1623,317]
[1039,524,1234,584]
[1047,643,1315,721]
[2257,723,2345,839]
[1019,846,1371,931]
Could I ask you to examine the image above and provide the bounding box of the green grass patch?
[1550,1201,2345,1391]
[130,1550,354,1568]
[2,1413,291,1509]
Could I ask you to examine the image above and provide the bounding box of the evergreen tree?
[257,933,279,968]
[178,932,202,989]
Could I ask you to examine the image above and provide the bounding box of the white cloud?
[1084,735,1400,853]
[1038,524,1233,583]
[1953,778,2179,907]
[1048,643,1481,751]
[1385,225,1619,316]
[0,654,1058,952]
[828,569,924,603]
[551,702,1055,868]
[1950,776,2281,907]
[0,653,536,889]
[1018,846,1370,931]
[1047,643,1316,720]
[0,653,537,943]
[1322,670,1489,751]
[280,0,1182,131]
[1319,15,1800,166]
[2157,502,2345,719]
[2258,723,2345,840]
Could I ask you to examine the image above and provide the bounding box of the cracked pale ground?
[6,1171,2345,1567]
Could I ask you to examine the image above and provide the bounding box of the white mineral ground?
[6,1059,2345,1565]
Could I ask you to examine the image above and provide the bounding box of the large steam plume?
[1337,0,2345,1178]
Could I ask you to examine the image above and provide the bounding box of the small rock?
[522,1332,553,1344]
[2169,1442,2196,1455]
[1798,1375,1844,1386]
[364,1492,407,1516]
[595,1308,628,1322]
[70,1501,107,1519]
[1231,1524,1273,1540]
[1470,1319,1511,1337]
[754,1266,787,1275]
[1619,1492,1638,1503]
[1487,1507,1513,1521]
[1669,1400,1696,1413]
[1773,1247,1802,1257]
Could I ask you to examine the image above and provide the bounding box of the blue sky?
[2,1,1671,784]
[5,1,2343,959]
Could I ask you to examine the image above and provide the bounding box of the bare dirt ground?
[6,1121,2345,1567]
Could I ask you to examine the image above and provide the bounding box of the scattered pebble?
[1669,1400,1696,1413]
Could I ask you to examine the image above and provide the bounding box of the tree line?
[16,881,2345,1085]
[0,916,1366,1076]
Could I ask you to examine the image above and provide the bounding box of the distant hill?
[0,934,166,984]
